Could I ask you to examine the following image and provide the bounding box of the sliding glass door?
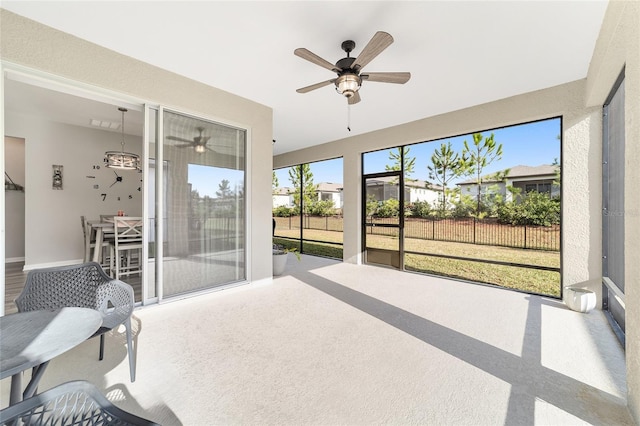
[155,109,246,298]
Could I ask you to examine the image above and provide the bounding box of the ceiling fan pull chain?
[347,104,351,132]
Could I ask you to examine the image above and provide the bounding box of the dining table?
[0,307,102,406]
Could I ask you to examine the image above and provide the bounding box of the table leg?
[9,372,22,405]
[92,227,104,263]
[23,361,49,400]
[84,226,92,263]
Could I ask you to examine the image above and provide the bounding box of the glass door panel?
[363,172,403,268]
[145,106,158,302]
[161,110,246,297]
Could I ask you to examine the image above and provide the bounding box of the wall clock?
[86,164,140,201]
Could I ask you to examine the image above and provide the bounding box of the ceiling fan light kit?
[104,107,141,170]
[335,74,361,98]
[294,31,411,106]
[167,126,215,154]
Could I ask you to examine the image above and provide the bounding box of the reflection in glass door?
[362,172,404,269]
[159,110,246,297]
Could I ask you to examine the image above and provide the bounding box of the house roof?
[272,187,294,196]
[316,182,343,193]
[457,164,557,185]
[366,176,443,191]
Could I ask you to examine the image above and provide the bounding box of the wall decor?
[52,165,63,190]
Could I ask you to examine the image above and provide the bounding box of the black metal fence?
[275,215,559,251]
[372,217,559,251]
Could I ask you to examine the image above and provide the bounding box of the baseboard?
[23,259,84,271]
[5,257,25,263]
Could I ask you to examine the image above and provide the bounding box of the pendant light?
[104,107,140,170]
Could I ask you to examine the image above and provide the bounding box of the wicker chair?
[15,262,136,382]
[0,380,157,425]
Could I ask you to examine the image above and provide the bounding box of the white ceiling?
[2,1,609,155]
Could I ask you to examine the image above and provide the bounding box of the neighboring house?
[272,182,344,210]
[365,176,443,206]
[315,182,343,209]
[457,164,559,202]
[272,186,295,208]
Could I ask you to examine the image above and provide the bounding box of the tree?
[551,157,561,192]
[462,132,503,214]
[427,142,466,214]
[288,164,316,214]
[272,171,279,189]
[385,147,416,178]
[216,179,232,198]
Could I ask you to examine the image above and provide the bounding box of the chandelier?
[104,107,140,170]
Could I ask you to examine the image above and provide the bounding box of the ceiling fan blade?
[176,144,193,148]
[167,136,194,143]
[294,48,340,72]
[348,91,361,105]
[351,31,394,72]
[361,72,411,84]
[296,79,336,94]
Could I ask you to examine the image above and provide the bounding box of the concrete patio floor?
[0,255,631,425]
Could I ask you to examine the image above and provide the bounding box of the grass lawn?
[274,224,561,297]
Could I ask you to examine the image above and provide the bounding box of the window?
[273,158,343,259]
[362,118,562,296]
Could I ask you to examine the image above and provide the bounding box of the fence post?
[473,217,476,244]
[326,216,329,231]
[432,219,435,240]
[524,226,527,249]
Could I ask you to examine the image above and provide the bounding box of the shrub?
[375,198,400,218]
[408,201,433,218]
[273,205,294,217]
[307,199,336,217]
[497,191,560,226]
[450,194,476,218]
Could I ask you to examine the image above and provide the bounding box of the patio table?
[0,307,102,406]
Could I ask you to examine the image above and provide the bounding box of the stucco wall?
[585,0,640,421]
[1,9,274,283]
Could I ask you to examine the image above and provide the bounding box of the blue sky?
[192,117,561,195]
[189,164,244,198]
[275,117,561,188]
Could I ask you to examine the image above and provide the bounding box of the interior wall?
[585,0,640,421]
[4,136,25,261]
[5,111,142,268]
[0,9,273,282]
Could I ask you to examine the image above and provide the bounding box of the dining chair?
[15,262,137,382]
[109,217,144,281]
[80,215,111,272]
[0,380,157,425]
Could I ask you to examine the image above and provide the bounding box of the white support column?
[342,151,362,264]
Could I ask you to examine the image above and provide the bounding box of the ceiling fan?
[294,31,411,105]
[167,127,212,154]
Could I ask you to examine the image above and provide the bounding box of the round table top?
[0,307,102,379]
